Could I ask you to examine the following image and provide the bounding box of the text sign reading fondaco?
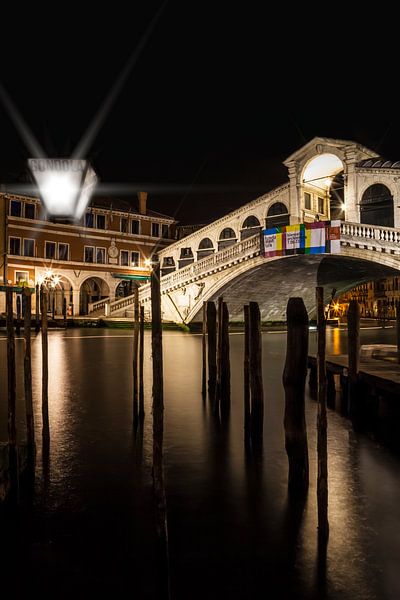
[28,158,97,220]
[261,220,341,258]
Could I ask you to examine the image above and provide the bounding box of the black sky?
[1,3,399,224]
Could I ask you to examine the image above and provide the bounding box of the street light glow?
[28,158,97,220]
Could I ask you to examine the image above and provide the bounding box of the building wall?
[0,193,175,315]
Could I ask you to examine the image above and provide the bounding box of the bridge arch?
[218,227,237,250]
[240,215,261,239]
[360,183,394,228]
[265,202,290,229]
[197,237,215,259]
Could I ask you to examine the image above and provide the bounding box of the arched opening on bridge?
[302,153,344,221]
[218,228,237,251]
[360,184,394,228]
[179,247,194,269]
[79,277,110,315]
[161,256,176,276]
[241,215,261,240]
[197,237,215,260]
[265,203,289,229]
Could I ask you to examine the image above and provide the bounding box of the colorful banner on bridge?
[262,220,341,258]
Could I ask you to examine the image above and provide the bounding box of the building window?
[181,247,193,257]
[9,237,21,255]
[304,192,311,210]
[10,200,22,217]
[58,243,69,261]
[151,222,160,237]
[317,197,324,214]
[84,246,94,263]
[164,256,175,266]
[131,220,140,234]
[96,214,106,229]
[24,203,36,219]
[120,218,128,233]
[96,247,106,264]
[23,239,35,257]
[162,224,169,238]
[15,271,29,284]
[85,213,94,228]
[45,241,56,259]
[131,251,139,267]
[120,250,129,266]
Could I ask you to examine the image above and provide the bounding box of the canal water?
[1,326,400,599]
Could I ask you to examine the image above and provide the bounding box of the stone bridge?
[92,137,400,322]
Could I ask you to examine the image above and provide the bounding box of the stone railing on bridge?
[108,233,261,314]
[340,221,400,249]
[88,297,110,315]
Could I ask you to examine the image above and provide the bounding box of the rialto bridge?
[92,137,400,323]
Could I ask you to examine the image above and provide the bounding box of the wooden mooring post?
[396,301,400,365]
[6,288,18,494]
[35,283,40,333]
[23,288,35,450]
[63,297,67,327]
[133,284,139,425]
[202,302,207,397]
[220,302,231,415]
[139,304,145,419]
[244,305,250,439]
[347,299,360,421]
[41,288,50,443]
[316,287,329,541]
[249,301,264,442]
[16,294,21,336]
[216,296,223,404]
[206,301,217,401]
[150,254,171,599]
[283,297,309,494]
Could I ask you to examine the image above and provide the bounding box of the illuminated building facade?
[0,191,175,315]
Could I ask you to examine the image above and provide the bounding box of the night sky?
[1,4,398,224]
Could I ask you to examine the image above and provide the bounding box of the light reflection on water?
[0,326,399,599]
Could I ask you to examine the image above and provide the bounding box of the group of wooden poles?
[200,286,343,543]
[5,285,54,498]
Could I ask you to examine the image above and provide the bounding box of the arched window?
[218,227,237,250]
[360,184,394,227]
[265,202,289,229]
[241,215,261,240]
[197,238,214,260]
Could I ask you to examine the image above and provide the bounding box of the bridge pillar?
[287,161,301,224]
[344,149,359,223]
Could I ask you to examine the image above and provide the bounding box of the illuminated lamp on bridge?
[28,158,97,221]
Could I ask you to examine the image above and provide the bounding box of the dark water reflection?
[0,326,399,599]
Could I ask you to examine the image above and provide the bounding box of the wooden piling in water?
[249,301,264,441]
[316,287,329,541]
[133,285,139,425]
[244,305,250,438]
[207,301,217,400]
[23,288,35,449]
[16,294,21,335]
[282,297,309,493]
[202,302,207,397]
[6,288,18,493]
[35,283,40,333]
[396,301,400,365]
[216,296,223,402]
[347,299,360,420]
[220,302,231,415]
[150,254,171,599]
[139,304,145,419]
[41,288,50,442]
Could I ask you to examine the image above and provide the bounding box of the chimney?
[137,191,147,215]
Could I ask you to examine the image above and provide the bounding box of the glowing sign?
[28,158,97,220]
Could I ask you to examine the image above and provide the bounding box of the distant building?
[338,277,400,319]
[0,191,176,315]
